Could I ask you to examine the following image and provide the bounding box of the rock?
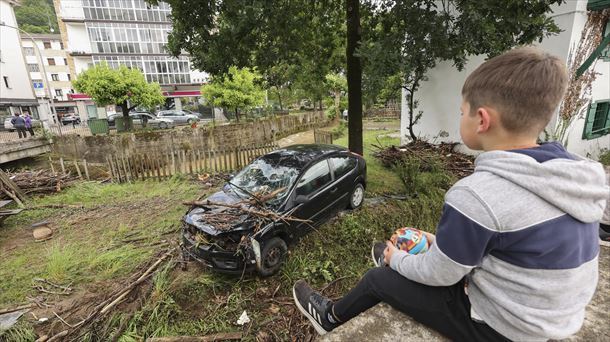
[32,227,53,241]
[319,242,610,342]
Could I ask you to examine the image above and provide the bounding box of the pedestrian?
[293,47,608,341]
[24,113,35,137]
[10,113,27,139]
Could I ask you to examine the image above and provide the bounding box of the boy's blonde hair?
[461,47,568,135]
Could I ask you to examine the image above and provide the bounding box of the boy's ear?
[476,107,492,134]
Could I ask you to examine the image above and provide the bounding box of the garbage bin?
[88,118,109,135]
[114,116,133,133]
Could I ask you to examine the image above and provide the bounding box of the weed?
[599,148,610,166]
[0,321,37,342]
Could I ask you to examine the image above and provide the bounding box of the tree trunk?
[235,107,240,122]
[334,90,341,120]
[346,0,363,155]
[276,89,284,111]
[120,102,132,131]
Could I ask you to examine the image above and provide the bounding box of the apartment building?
[53,0,208,113]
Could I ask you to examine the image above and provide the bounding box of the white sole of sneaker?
[371,245,381,267]
[292,286,329,335]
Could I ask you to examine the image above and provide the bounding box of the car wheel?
[258,237,288,277]
[348,183,365,209]
[187,119,195,125]
[159,122,168,129]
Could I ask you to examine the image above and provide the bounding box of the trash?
[236,310,250,325]
[38,317,49,323]
[0,309,28,331]
[198,173,210,182]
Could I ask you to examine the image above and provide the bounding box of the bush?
[599,148,610,166]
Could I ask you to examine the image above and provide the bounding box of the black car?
[181,144,366,276]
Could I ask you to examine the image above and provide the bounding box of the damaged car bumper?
[181,222,257,274]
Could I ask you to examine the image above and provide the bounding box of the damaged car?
[181,144,366,276]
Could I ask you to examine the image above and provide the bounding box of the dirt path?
[277,130,316,147]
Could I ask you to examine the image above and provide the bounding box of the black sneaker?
[292,280,338,335]
[371,241,387,267]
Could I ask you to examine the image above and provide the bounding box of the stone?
[32,227,53,241]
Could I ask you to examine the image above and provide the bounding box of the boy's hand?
[384,241,398,265]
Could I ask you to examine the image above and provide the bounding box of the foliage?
[325,73,348,120]
[72,63,164,127]
[546,9,610,146]
[201,66,265,122]
[14,0,58,34]
[599,149,610,166]
[360,0,565,140]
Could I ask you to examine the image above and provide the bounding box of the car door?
[328,156,359,209]
[288,159,337,235]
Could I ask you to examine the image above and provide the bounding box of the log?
[146,332,243,342]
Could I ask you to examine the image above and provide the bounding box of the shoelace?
[310,291,328,311]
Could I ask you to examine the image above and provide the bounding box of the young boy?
[293,47,609,341]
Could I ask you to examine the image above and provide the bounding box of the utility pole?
[346,0,363,155]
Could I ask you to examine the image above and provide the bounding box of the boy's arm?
[389,187,498,286]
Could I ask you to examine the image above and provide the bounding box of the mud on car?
[181,144,366,276]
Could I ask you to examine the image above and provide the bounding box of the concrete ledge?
[0,138,51,164]
[319,242,609,342]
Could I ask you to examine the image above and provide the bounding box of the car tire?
[159,122,168,129]
[348,183,365,210]
[187,119,194,125]
[258,237,288,277]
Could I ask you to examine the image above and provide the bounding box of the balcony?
[60,4,85,22]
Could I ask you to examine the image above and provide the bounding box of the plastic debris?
[236,310,250,325]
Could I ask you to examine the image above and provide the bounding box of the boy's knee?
[362,267,400,288]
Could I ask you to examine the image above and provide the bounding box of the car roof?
[261,144,348,169]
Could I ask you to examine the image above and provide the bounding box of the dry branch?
[146,332,243,342]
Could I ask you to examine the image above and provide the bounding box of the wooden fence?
[314,130,333,144]
[106,143,279,183]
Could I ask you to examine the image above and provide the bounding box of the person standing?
[10,113,26,139]
[24,113,35,137]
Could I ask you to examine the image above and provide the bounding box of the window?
[64,58,68,65]
[3,76,9,88]
[47,58,56,66]
[330,157,357,179]
[296,160,332,197]
[23,47,35,56]
[60,42,64,49]
[27,63,39,72]
[583,100,610,140]
[43,42,51,49]
[55,89,63,97]
[600,20,610,62]
[51,74,59,81]
[67,74,71,81]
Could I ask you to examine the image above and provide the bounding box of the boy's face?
[459,99,483,150]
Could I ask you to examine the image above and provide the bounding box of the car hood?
[184,189,255,236]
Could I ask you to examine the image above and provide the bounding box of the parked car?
[3,116,42,132]
[181,144,367,276]
[157,110,200,125]
[130,112,175,130]
[61,114,81,125]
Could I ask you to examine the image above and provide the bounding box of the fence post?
[48,156,56,175]
[59,157,66,175]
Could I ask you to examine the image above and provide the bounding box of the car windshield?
[229,158,299,206]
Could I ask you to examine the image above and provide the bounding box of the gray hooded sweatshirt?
[390,142,609,341]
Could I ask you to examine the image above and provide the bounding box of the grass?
[1,122,454,341]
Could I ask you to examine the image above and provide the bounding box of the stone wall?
[51,112,328,163]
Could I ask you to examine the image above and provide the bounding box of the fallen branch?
[0,303,34,315]
[28,204,84,210]
[53,311,77,328]
[146,332,243,342]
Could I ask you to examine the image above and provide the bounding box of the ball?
[390,227,429,255]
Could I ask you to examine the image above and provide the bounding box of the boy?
[293,47,609,341]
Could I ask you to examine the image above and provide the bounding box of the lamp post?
[0,22,62,135]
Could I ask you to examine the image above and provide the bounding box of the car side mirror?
[294,195,308,204]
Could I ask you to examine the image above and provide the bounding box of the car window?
[330,157,357,179]
[296,160,332,197]
[131,114,141,119]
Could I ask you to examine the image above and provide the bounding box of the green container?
[114,116,133,133]
[88,118,109,135]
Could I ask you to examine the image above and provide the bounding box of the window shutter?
[583,102,598,140]
[603,103,610,131]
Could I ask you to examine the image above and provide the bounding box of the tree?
[325,73,348,120]
[15,0,58,34]
[361,0,564,141]
[202,66,265,122]
[73,63,164,130]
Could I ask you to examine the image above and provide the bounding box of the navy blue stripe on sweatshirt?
[436,204,599,270]
[509,141,575,162]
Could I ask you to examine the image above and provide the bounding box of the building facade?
[0,0,40,126]
[53,0,207,114]
[20,33,85,120]
[400,0,610,159]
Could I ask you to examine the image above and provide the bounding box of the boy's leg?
[332,267,509,342]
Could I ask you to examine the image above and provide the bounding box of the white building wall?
[65,24,91,53]
[0,0,36,102]
[400,1,609,158]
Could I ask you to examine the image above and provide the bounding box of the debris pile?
[373,140,475,179]
[7,169,78,195]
